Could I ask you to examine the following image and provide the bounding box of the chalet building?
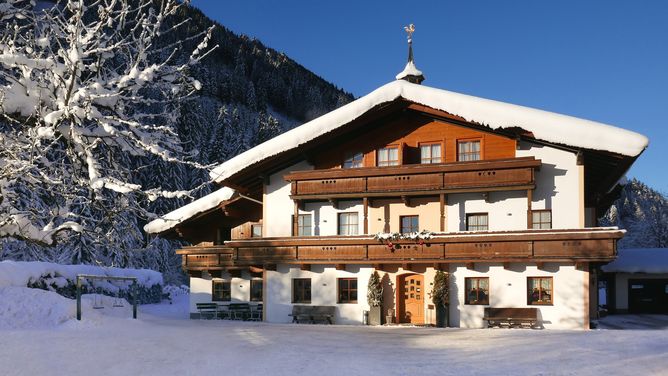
[146,33,648,329]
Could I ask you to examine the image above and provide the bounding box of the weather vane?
[404,24,415,43]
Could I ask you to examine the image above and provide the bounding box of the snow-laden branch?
[0,0,217,244]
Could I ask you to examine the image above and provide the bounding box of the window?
[465,277,489,305]
[343,151,363,169]
[250,279,263,302]
[466,213,488,231]
[297,214,312,236]
[251,224,262,238]
[292,278,311,303]
[420,143,442,164]
[338,212,359,235]
[400,215,419,233]
[532,210,552,229]
[527,277,553,305]
[212,280,231,302]
[338,278,358,303]
[457,140,481,161]
[377,146,399,167]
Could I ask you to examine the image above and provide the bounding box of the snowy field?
[0,289,667,376]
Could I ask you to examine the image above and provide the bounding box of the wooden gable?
[311,108,516,170]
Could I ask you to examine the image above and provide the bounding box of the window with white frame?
[457,140,481,161]
[420,143,442,164]
[377,146,399,167]
[338,212,359,235]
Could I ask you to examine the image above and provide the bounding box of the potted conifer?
[432,270,450,328]
[367,271,383,325]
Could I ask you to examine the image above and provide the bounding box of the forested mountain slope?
[600,179,667,249]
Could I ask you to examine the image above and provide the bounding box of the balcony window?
[292,278,311,303]
[343,151,364,169]
[527,277,553,305]
[377,146,399,167]
[465,277,489,305]
[251,224,262,238]
[420,143,442,164]
[297,214,312,236]
[466,213,488,231]
[338,212,359,235]
[532,210,552,229]
[250,279,263,302]
[400,215,419,233]
[457,140,481,161]
[212,280,231,302]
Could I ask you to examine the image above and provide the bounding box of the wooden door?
[398,274,424,324]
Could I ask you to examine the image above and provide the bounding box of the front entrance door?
[398,274,424,324]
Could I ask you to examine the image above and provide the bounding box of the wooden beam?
[263,264,277,271]
[439,193,446,232]
[536,262,544,271]
[335,264,346,271]
[293,200,299,236]
[401,195,410,207]
[503,262,511,270]
[329,198,338,210]
[402,262,413,272]
[433,262,445,271]
[249,265,264,274]
[482,192,490,203]
[300,264,311,271]
[466,262,475,270]
[527,189,533,229]
[363,197,369,234]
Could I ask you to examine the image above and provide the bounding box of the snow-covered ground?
[1,287,667,376]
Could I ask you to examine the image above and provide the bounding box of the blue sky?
[192,0,667,192]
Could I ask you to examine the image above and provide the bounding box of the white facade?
[189,262,588,329]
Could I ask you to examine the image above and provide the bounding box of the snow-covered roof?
[210,80,648,183]
[395,61,424,80]
[143,187,234,234]
[602,248,668,274]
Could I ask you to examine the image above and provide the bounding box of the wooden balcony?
[176,228,623,270]
[284,157,541,200]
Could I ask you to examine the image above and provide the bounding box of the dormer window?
[377,146,399,167]
[343,151,363,169]
[458,140,481,161]
[420,143,441,164]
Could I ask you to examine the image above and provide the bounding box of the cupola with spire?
[395,24,425,84]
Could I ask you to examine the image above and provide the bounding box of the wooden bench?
[289,305,336,324]
[228,303,251,320]
[483,307,540,329]
[196,303,220,319]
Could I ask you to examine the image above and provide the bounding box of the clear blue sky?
[192,0,667,192]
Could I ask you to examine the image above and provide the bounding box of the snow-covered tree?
[0,0,215,245]
[367,270,383,307]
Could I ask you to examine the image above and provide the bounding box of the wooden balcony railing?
[284,157,541,200]
[176,228,623,270]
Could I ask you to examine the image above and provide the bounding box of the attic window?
[458,140,481,161]
[377,146,399,167]
[343,151,363,168]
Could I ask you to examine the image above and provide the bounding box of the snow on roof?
[602,248,668,274]
[395,61,423,80]
[210,80,648,183]
[143,187,234,234]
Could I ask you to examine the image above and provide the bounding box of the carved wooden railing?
[176,228,623,270]
[284,157,541,200]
